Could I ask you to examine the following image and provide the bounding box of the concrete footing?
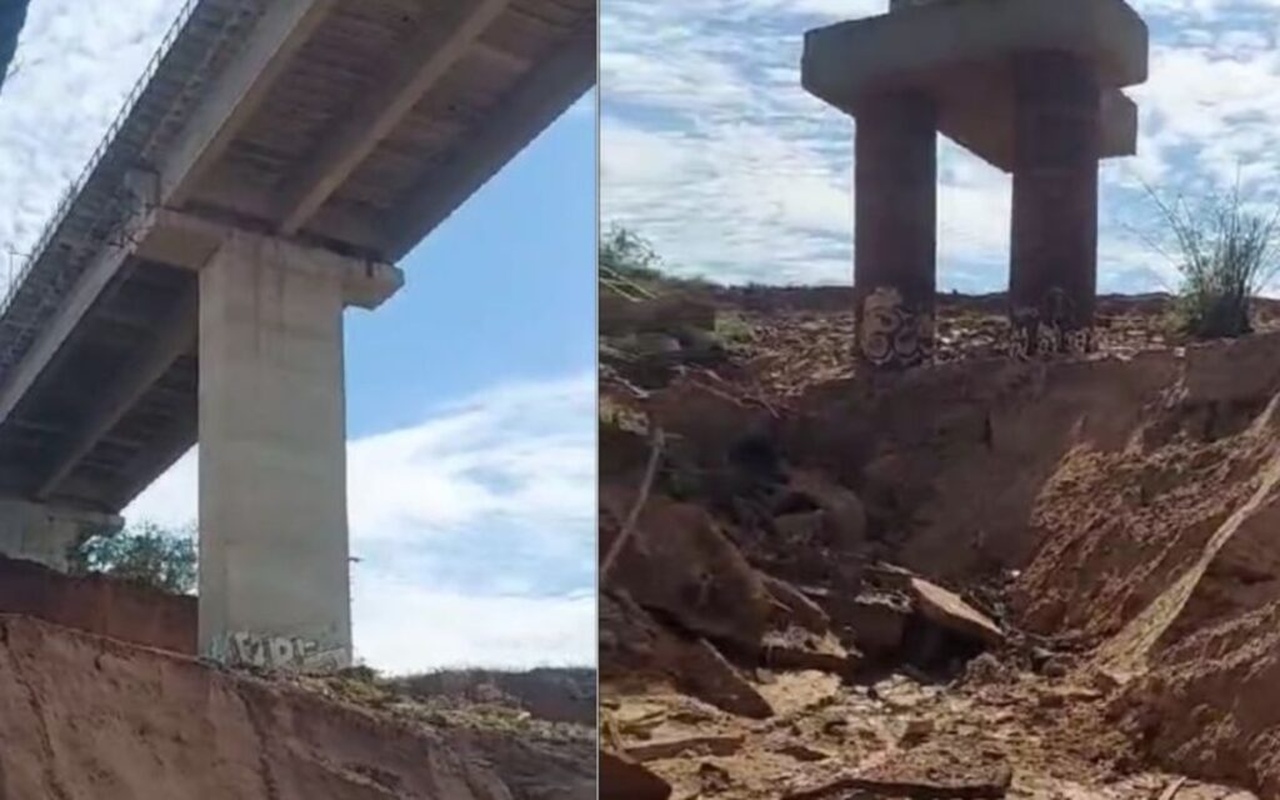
[854,91,938,370]
[197,231,401,672]
[0,499,121,572]
[1009,51,1101,357]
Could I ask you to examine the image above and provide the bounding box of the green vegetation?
[1146,182,1280,339]
[600,224,666,282]
[69,521,197,595]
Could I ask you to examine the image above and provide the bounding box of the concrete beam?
[274,0,513,235]
[381,27,596,260]
[802,0,1148,171]
[0,497,122,572]
[34,283,198,501]
[159,0,337,206]
[140,210,403,309]
[803,0,1148,103]
[0,210,157,428]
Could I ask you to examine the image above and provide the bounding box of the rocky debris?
[909,578,1005,649]
[761,627,859,677]
[600,284,1280,798]
[778,470,868,551]
[626,734,745,762]
[761,573,831,634]
[828,592,910,660]
[678,638,775,720]
[601,493,772,653]
[601,750,674,800]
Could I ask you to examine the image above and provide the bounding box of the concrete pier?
[801,0,1148,369]
[197,232,401,671]
[854,91,938,370]
[1009,51,1101,357]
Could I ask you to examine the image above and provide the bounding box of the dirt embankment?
[0,614,595,800]
[600,283,1280,799]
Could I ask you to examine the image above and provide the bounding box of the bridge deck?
[0,0,594,512]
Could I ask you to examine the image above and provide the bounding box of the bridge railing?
[0,0,201,318]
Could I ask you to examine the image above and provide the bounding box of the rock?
[762,627,859,676]
[900,718,934,747]
[647,382,773,466]
[781,471,867,550]
[600,750,673,800]
[783,757,1013,800]
[626,734,744,762]
[909,578,1004,648]
[962,653,1015,687]
[698,762,733,795]
[834,593,910,659]
[677,638,774,720]
[761,573,830,634]
[773,742,834,762]
[607,495,772,653]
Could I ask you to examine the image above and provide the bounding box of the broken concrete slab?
[910,577,1005,648]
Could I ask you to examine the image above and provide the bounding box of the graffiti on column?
[859,286,934,369]
[1008,287,1093,360]
[212,631,347,672]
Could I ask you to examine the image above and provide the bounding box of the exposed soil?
[0,613,595,799]
[600,282,1280,799]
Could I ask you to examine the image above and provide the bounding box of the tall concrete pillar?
[1009,50,1101,357]
[854,90,938,371]
[198,231,401,672]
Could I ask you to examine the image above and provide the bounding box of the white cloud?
[0,0,185,282]
[601,0,1280,292]
[127,373,598,673]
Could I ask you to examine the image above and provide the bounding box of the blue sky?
[0,1,596,673]
[600,0,1280,293]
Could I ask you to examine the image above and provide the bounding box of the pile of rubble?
[599,280,1279,799]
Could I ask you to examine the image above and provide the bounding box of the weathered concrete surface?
[802,0,1147,171]
[1009,51,1101,356]
[197,232,401,671]
[853,91,937,370]
[0,497,120,571]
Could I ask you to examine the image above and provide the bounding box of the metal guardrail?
[0,0,201,317]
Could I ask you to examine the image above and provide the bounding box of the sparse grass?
[600,223,720,294]
[1141,180,1280,340]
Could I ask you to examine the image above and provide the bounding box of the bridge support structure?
[198,229,402,671]
[801,0,1148,371]
[0,498,121,572]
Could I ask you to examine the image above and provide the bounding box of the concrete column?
[1009,50,1101,357]
[854,90,938,371]
[0,498,121,571]
[197,232,401,672]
